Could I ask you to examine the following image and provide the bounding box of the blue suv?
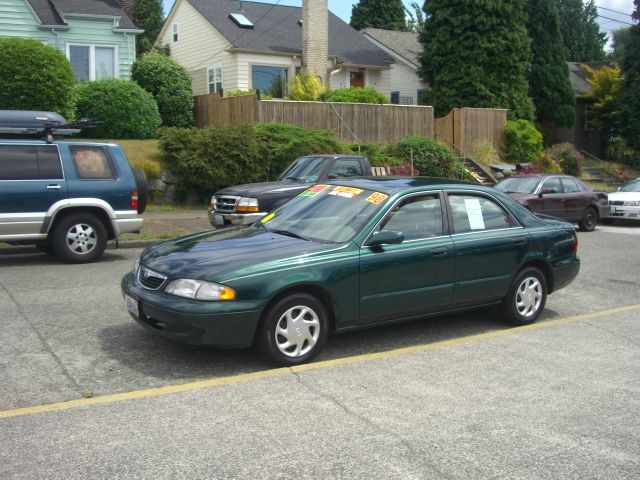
[0,110,147,263]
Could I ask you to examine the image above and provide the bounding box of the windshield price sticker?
[365,192,388,205]
[300,184,330,197]
[261,212,276,223]
[328,186,364,199]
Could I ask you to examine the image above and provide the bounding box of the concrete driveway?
[0,225,638,479]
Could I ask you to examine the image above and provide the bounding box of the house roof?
[186,0,392,68]
[25,0,138,30]
[567,61,618,97]
[361,28,422,68]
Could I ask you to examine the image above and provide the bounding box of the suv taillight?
[131,190,139,210]
[572,235,578,254]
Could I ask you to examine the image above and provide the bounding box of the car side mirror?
[365,230,404,247]
[538,188,554,197]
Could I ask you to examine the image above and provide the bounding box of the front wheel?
[51,212,107,263]
[258,293,329,366]
[502,267,547,326]
[578,206,598,232]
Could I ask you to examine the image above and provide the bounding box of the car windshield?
[620,180,640,193]
[278,156,329,183]
[495,176,541,194]
[258,184,389,243]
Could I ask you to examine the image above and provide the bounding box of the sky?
[162,0,637,48]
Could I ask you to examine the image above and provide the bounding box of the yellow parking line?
[1,303,639,420]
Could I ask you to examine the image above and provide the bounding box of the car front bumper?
[607,205,640,221]
[121,272,263,348]
[207,210,266,228]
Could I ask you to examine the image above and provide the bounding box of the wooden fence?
[193,93,507,152]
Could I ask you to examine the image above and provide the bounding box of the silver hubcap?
[275,305,321,358]
[515,276,543,318]
[66,223,97,254]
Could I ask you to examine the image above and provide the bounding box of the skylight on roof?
[229,12,254,29]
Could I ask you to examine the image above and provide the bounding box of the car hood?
[140,226,337,280]
[608,191,640,202]
[215,181,311,198]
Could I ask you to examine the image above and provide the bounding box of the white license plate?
[125,294,139,318]
[214,214,225,226]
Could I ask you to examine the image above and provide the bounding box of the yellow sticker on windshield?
[328,186,364,199]
[300,184,330,197]
[261,213,276,223]
[366,192,388,205]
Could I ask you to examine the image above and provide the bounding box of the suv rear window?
[70,146,116,179]
[0,144,63,180]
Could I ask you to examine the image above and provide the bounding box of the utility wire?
[597,14,635,27]
[596,5,634,17]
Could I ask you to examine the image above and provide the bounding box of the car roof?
[328,176,483,195]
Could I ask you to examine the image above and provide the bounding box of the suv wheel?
[51,212,107,263]
[133,168,148,214]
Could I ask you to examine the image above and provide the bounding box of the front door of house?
[350,71,364,88]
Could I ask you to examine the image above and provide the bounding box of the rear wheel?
[578,206,598,232]
[51,212,107,263]
[132,167,148,214]
[502,267,547,326]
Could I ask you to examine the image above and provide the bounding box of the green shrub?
[502,119,544,164]
[533,152,563,174]
[468,140,501,168]
[290,72,325,101]
[345,143,402,167]
[323,87,389,104]
[132,53,193,127]
[225,89,256,97]
[606,139,640,167]
[253,123,344,179]
[73,79,161,139]
[545,143,583,176]
[392,136,457,178]
[0,38,75,114]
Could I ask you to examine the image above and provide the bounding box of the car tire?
[258,293,329,366]
[133,168,148,214]
[51,212,108,264]
[578,206,598,232]
[501,267,547,326]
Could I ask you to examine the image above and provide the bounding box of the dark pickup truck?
[208,154,374,228]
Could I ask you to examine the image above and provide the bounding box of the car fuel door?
[358,192,454,324]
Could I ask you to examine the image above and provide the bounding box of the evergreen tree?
[556,0,607,61]
[609,28,632,61]
[418,0,534,119]
[350,0,407,31]
[526,0,575,127]
[133,0,164,57]
[618,0,640,151]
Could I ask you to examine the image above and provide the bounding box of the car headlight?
[237,197,260,213]
[623,201,640,207]
[165,279,236,301]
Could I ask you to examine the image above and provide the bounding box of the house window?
[251,65,289,98]
[417,88,430,105]
[208,66,223,93]
[390,91,400,104]
[172,23,179,42]
[68,45,116,81]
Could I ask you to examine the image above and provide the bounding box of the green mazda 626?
[121,178,580,365]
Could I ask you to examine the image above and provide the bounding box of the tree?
[405,2,425,34]
[133,0,164,57]
[609,28,632,61]
[556,0,607,61]
[0,38,75,114]
[618,0,640,151]
[350,0,407,31]
[418,0,535,120]
[582,64,622,148]
[526,0,575,127]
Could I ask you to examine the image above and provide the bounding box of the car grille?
[609,200,624,206]
[214,195,239,213]
[137,266,167,290]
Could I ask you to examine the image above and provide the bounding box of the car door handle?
[429,247,449,256]
[46,184,61,191]
[512,237,527,246]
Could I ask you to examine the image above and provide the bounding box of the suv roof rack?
[0,110,94,143]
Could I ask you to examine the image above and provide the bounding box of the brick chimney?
[119,0,135,20]
[302,0,329,85]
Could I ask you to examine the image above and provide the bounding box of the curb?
[0,239,161,256]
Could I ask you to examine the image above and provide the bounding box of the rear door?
[538,176,567,219]
[0,144,67,237]
[561,176,587,221]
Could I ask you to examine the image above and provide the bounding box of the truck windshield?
[259,184,389,243]
[278,156,329,183]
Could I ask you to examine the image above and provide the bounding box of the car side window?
[70,146,115,179]
[329,159,364,178]
[0,144,62,180]
[542,177,563,193]
[449,194,512,234]
[380,194,443,240]
[562,178,582,193]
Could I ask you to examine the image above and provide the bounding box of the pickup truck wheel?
[133,168,148,214]
[52,212,107,263]
[258,293,329,366]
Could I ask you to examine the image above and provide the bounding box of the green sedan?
[121,178,580,365]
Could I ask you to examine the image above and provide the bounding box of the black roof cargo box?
[0,110,80,136]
